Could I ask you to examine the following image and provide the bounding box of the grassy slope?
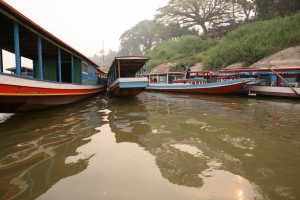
[146,35,217,70]
[146,12,300,71]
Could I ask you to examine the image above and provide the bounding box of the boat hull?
[0,74,106,112]
[146,79,251,94]
[248,86,300,98]
[108,77,148,97]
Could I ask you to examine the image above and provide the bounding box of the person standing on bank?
[182,65,191,79]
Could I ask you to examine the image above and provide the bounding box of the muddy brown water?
[0,92,299,200]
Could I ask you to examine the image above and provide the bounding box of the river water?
[0,92,299,200]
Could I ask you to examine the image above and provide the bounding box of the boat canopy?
[0,1,104,73]
[147,72,185,76]
[108,56,149,75]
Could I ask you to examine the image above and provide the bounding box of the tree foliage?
[155,22,198,41]
[119,20,155,56]
[155,0,233,35]
[118,20,197,56]
[255,0,300,19]
[235,0,256,22]
[90,49,118,70]
[145,35,217,69]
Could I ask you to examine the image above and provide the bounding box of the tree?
[154,22,199,41]
[255,0,300,19]
[225,0,255,22]
[119,20,156,56]
[155,0,232,35]
[118,20,198,55]
[275,0,300,16]
[255,0,275,19]
[90,49,118,69]
[235,0,256,22]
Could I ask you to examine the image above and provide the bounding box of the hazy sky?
[4,0,168,57]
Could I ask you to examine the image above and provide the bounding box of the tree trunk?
[200,23,208,35]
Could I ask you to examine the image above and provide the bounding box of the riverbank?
[147,13,300,71]
[226,45,300,69]
[151,45,300,72]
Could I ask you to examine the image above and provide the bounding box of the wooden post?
[143,60,146,77]
[71,55,74,83]
[0,49,3,73]
[117,60,120,78]
[14,22,21,76]
[167,73,169,84]
[58,48,62,82]
[38,36,43,80]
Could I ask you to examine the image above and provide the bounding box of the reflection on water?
[140,92,300,200]
[108,97,150,144]
[0,96,109,200]
[0,113,14,123]
[0,92,299,200]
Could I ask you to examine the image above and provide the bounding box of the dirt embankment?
[249,46,300,68]
[151,62,204,73]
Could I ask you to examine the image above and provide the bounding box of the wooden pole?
[0,49,3,73]
[167,73,169,84]
[58,48,62,82]
[37,36,43,80]
[14,22,21,76]
[71,55,74,83]
[269,67,299,96]
[117,60,120,78]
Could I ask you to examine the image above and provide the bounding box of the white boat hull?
[248,86,300,98]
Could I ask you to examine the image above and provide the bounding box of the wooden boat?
[219,67,300,98]
[107,56,149,97]
[146,72,251,94]
[0,2,106,112]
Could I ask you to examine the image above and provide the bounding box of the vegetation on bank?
[145,12,300,70]
[145,36,216,70]
[203,12,300,69]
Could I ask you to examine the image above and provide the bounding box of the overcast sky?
[4,0,168,57]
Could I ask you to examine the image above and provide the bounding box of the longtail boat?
[146,72,251,94]
[0,2,106,112]
[219,67,300,98]
[107,56,149,97]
